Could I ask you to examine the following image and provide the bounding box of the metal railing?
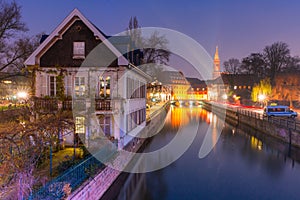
[95,99,111,111]
[62,100,72,111]
[237,108,300,132]
[28,144,116,200]
[202,102,300,132]
[33,98,114,112]
[34,98,58,112]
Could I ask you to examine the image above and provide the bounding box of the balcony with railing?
[32,97,113,113]
[95,99,112,111]
[33,97,59,113]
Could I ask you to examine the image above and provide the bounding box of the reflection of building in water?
[170,106,216,129]
[251,136,263,151]
[211,114,218,147]
[170,106,190,128]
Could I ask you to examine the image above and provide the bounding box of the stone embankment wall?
[68,103,170,200]
[202,102,300,148]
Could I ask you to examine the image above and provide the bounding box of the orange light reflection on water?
[169,106,213,128]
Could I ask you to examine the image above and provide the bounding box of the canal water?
[117,106,300,200]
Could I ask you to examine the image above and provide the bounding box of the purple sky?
[15,0,300,77]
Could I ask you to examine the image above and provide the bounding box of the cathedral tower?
[213,46,221,79]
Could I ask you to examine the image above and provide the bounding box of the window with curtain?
[73,42,85,59]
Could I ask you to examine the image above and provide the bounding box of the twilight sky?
[15,0,300,77]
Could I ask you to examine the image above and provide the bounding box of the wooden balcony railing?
[95,99,111,111]
[33,98,58,112]
[33,98,112,112]
[62,99,72,111]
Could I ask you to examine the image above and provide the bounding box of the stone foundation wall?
[202,101,300,148]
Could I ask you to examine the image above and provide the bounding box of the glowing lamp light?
[222,94,228,100]
[17,91,28,99]
[258,94,266,102]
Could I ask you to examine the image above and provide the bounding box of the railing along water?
[28,143,116,200]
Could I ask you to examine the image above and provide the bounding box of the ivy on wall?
[56,68,65,100]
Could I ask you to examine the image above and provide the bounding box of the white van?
[263,105,298,118]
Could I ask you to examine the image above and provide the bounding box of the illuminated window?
[234,86,237,90]
[75,117,85,134]
[106,76,111,97]
[73,42,85,59]
[99,76,105,97]
[75,77,85,97]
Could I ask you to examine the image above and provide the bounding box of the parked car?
[263,105,298,118]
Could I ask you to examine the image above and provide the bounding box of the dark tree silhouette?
[263,42,291,85]
[126,17,170,77]
[241,53,266,77]
[0,1,40,81]
[223,58,241,74]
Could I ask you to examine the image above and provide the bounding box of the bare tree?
[0,111,74,200]
[126,17,170,76]
[0,0,40,82]
[126,16,142,48]
[241,53,266,77]
[0,0,27,44]
[223,58,241,74]
[263,42,291,85]
[282,56,300,72]
[0,121,46,200]
[143,31,170,65]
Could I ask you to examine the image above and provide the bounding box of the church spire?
[213,46,221,79]
[214,46,220,61]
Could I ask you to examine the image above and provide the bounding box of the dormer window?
[73,42,85,59]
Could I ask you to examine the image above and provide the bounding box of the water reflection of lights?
[170,106,210,128]
[213,115,217,127]
[169,106,222,154]
[207,113,213,124]
[251,136,263,151]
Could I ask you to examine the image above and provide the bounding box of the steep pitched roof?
[212,74,259,86]
[158,71,189,85]
[186,77,207,88]
[24,8,128,66]
[186,77,204,85]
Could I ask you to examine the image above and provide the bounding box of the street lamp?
[258,94,266,107]
[17,91,29,105]
[17,91,28,99]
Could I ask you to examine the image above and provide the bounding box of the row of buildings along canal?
[20,8,300,151]
[0,7,299,200]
